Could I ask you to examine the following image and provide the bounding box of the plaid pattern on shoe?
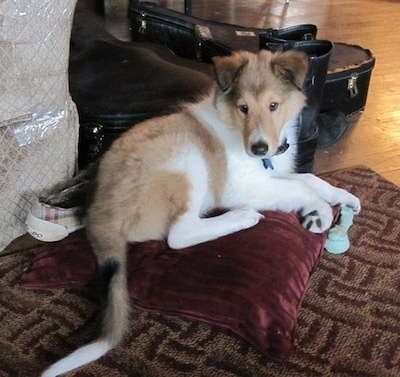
[26,197,84,242]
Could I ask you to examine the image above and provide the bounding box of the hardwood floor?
[129,0,400,185]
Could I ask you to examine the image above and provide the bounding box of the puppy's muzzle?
[251,139,289,157]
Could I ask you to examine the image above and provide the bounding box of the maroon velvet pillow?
[21,210,334,360]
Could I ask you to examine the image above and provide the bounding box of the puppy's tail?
[41,253,130,377]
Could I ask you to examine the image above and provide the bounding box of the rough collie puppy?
[42,49,360,376]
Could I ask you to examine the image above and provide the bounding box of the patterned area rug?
[1,166,399,377]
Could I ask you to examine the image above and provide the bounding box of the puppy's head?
[213,49,308,157]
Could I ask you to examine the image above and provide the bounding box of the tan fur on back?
[87,110,227,251]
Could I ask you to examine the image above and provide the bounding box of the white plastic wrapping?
[0,0,79,251]
[7,110,69,147]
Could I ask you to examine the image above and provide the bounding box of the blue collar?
[262,158,274,170]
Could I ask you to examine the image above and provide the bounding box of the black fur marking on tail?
[99,258,120,305]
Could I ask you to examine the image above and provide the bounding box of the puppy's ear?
[271,50,308,90]
[212,53,249,92]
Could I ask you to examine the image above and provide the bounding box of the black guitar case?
[319,42,375,116]
[130,1,317,62]
[130,1,375,117]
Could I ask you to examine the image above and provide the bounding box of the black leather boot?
[260,36,332,173]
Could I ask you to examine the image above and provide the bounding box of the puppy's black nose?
[251,142,269,156]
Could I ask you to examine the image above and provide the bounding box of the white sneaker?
[26,197,84,242]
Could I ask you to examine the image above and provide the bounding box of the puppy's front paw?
[334,188,361,215]
[301,202,333,233]
[348,195,361,215]
[226,207,264,233]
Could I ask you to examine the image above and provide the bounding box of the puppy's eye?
[269,102,279,112]
[239,104,249,115]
